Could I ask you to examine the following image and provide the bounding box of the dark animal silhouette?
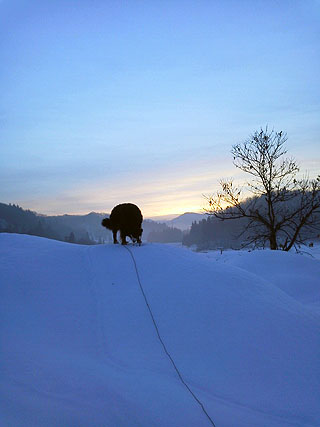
[102,203,143,245]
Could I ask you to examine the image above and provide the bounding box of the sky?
[1,0,319,217]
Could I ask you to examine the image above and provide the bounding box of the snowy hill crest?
[1,233,320,426]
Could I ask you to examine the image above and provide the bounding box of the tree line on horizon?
[0,203,186,245]
[0,203,97,245]
[3,194,318,250]
[2,128,319,250]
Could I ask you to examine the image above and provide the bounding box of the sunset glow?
[1,1,319,216]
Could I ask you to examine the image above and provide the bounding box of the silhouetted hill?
[0,203,186,244]
[167,212,206,230]
[182,194,320,250]
[0,203,97,244]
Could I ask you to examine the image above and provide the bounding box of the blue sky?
[1,0,319,216]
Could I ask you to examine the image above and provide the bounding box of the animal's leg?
[120,230,128,245]
[113,230,118,244]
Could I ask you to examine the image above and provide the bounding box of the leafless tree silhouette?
[205,127,320,250]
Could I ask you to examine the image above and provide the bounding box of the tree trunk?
[269,231,277,250]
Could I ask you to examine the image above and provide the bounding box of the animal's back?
[110,203,143,227]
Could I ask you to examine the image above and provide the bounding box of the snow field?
[1,234,320,426]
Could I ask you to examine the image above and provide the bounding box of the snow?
[195,246,320,309]
[1,234,320,426]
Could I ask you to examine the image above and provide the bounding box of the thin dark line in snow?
[123,245,216,427]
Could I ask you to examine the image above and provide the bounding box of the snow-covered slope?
[1,234,319,426]
[198,248,320,308]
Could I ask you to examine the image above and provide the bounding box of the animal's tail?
[101,218,111,229]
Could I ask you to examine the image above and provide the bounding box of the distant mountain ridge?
[0,203,201,244]
[148,212,207,230]
[166,212,207,230]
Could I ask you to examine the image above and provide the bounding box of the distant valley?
[0,202,203,244]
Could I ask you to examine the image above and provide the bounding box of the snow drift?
[1,234,319,426]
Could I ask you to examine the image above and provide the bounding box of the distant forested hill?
[0,203,98,244]
[183,194,320,250]
[3,196,319,248]
[0,203,185,244]
[182,215,250,250]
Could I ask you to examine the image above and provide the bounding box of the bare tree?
[205,127,320,250]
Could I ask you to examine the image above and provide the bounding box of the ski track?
[118,244,319,427]
[1,235,320,427]
[87,244,214,425]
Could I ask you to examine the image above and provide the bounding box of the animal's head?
[101,218,112,230]
[130,227,143,245]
